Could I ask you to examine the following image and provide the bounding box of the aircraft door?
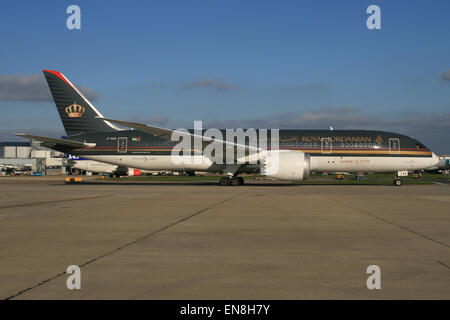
[321,137,332,153]
[118,137,127,153]
[389,138,400,154]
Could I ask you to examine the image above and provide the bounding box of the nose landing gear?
[393,171,408,186]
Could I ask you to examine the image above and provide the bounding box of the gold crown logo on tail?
[65,102,85,118]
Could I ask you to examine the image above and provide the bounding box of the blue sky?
[1,0,449,153]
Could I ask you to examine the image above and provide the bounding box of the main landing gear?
[219,176,244,186]
[393,178,402,186]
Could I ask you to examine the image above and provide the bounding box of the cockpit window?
[416,144,425,149]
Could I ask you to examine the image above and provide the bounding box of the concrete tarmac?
[0,176,449,299]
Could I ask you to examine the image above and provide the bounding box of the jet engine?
[261,150,310,181]
[128,169,142,176]
[114,167,142,177]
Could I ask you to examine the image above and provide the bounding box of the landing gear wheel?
[394,179,402,186]
[238,177,244,185]
[230,177,240,186]
[219,177,230,186]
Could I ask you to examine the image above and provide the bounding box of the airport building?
[0,141,31,158]
[0,141,66,175]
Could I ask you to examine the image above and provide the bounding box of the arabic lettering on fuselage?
[280,136,375,143]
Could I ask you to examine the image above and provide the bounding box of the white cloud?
[0,74,98,102]
[441,69,450,81]
[183,78,235,92]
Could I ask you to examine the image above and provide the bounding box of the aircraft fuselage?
[56,129,438,174]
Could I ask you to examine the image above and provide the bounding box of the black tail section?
[43,70,118,136]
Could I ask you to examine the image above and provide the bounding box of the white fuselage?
[309,155,439,172]
[71,160,118,174]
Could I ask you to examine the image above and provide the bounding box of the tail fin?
[43,70,119,136]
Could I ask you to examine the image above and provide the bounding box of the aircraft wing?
[15,133,95,149]
[99,118,175,141]
[100,118,262,162]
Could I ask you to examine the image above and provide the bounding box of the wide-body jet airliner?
[17,70,438,186]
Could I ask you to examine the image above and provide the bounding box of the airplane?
[66,156,184,177]
[16,70,439,186]
[66,154,142,177]
[425,155,450,172]
[0,163,31,175]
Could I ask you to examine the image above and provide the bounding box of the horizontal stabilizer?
[15,133,95,148]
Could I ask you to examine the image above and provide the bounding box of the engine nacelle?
[262,150,310,181]
[128,169,142,176]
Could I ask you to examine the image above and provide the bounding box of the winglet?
[42,69,73,87]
